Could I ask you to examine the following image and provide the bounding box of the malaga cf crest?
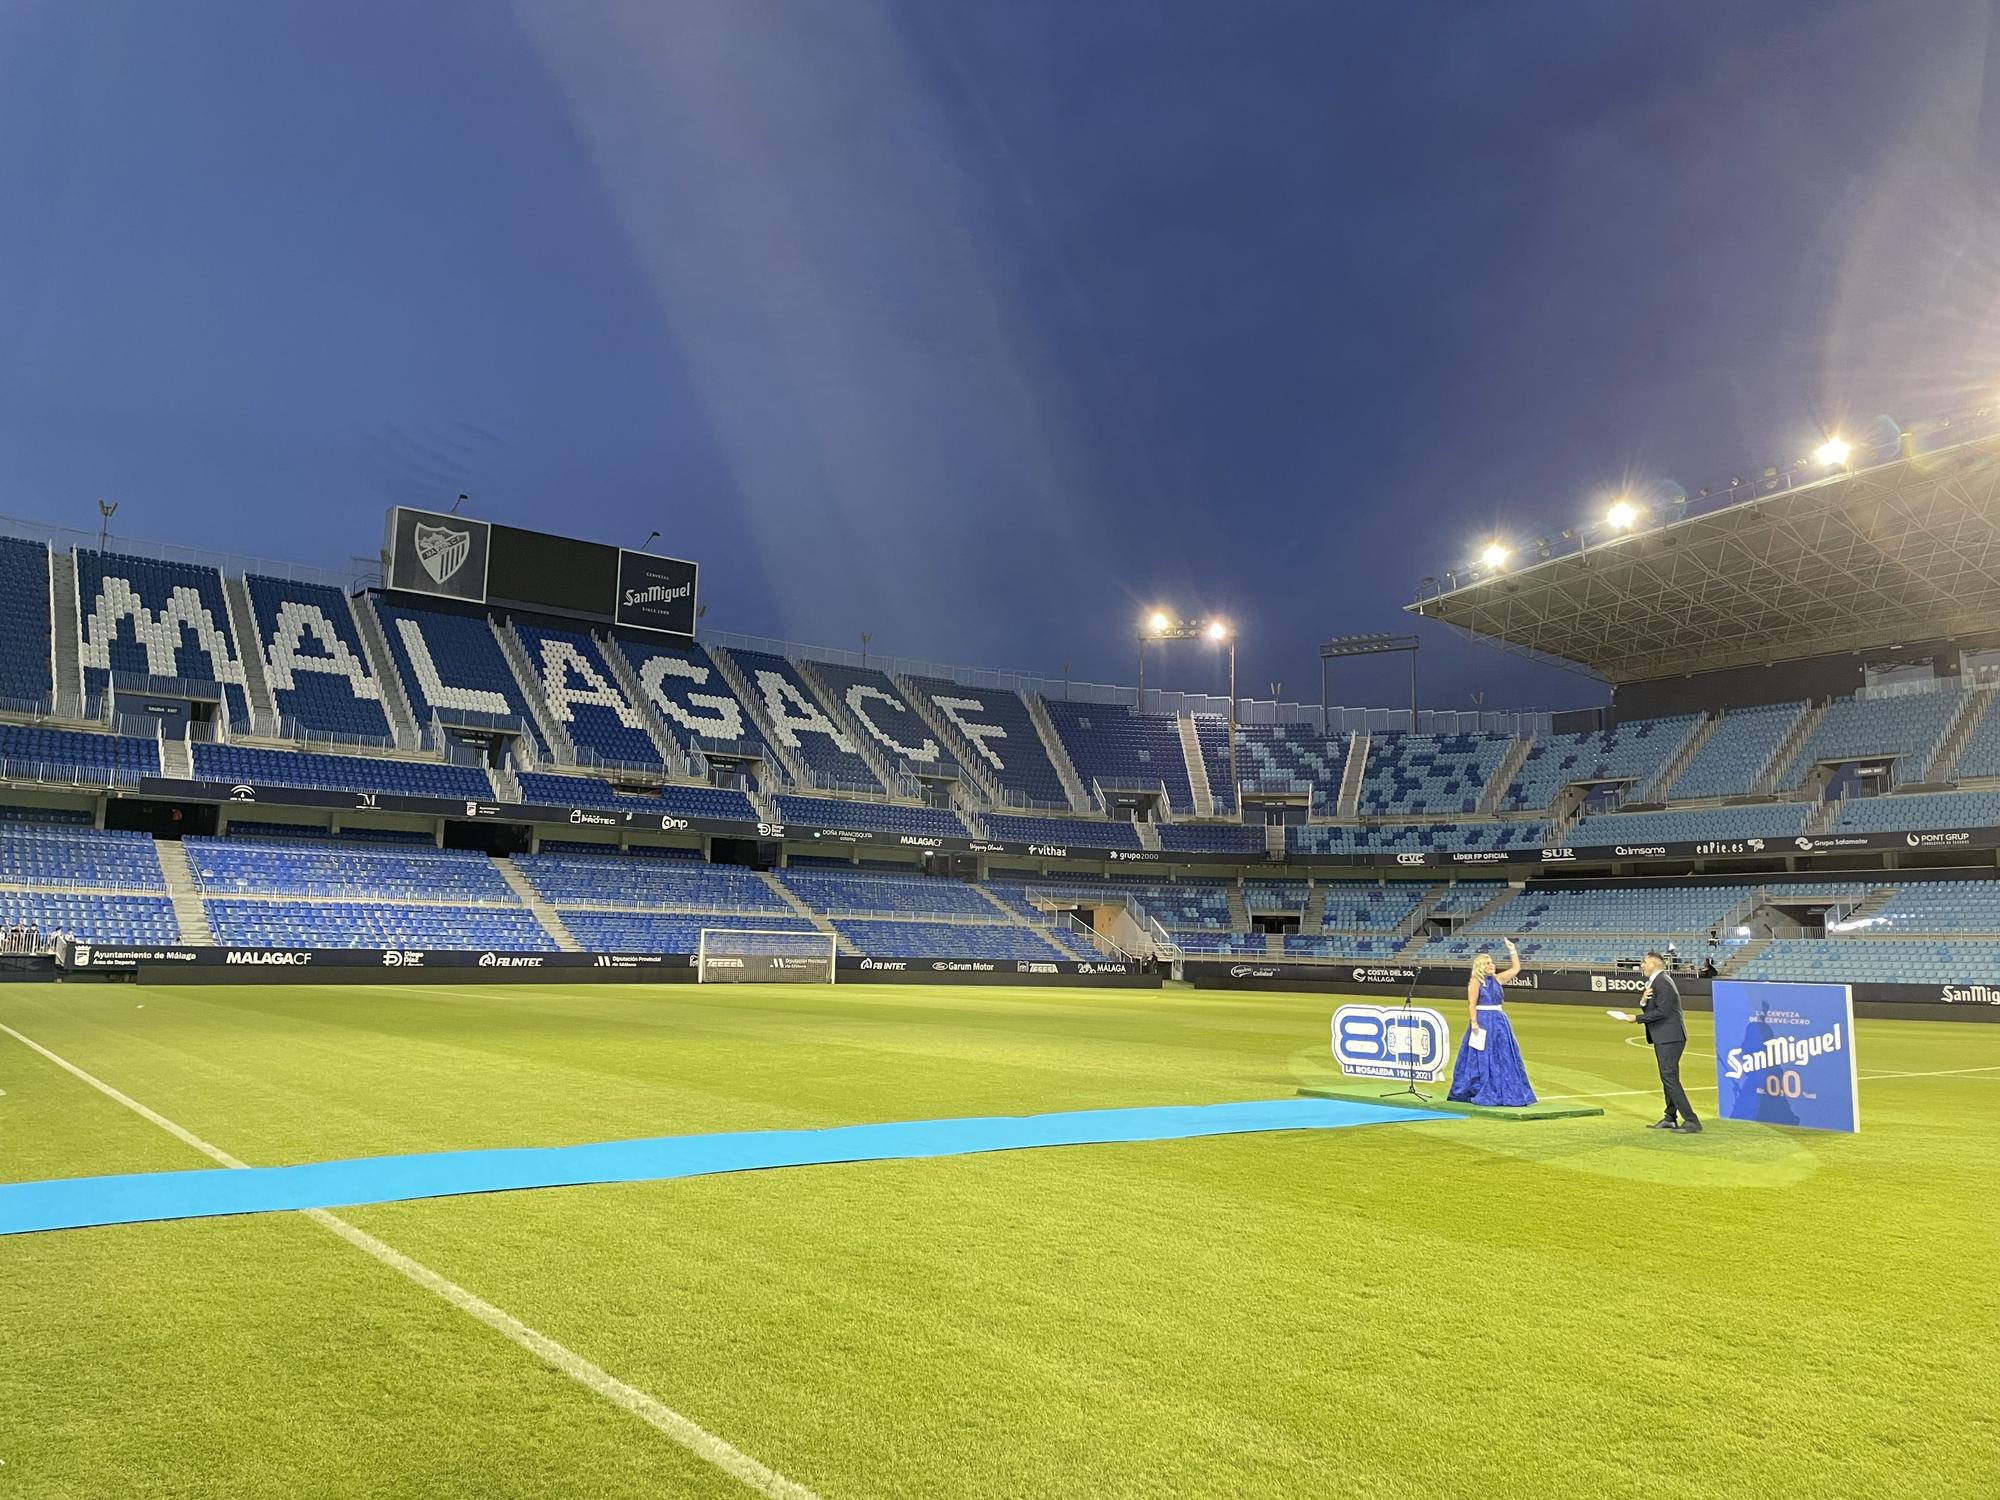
[414,523,472,586]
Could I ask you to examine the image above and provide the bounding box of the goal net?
[696,927,838,984]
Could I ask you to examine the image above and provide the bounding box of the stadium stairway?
[1926,682,2000,781]
[1225,883,1250,929]
[975,884,1083,958]
[1177,717,1216,817]
[1302,882,1330,930]
[1477,736,1533,814]
[48,549,83,710]
[758,869,859,955]
[221,576,281,730]
[349,595,422,749]
[496,859,580,950]
[1023,694,1093,813]
[154,842,215,943]
[1265,824,1287,857]
[489,763,522,802]
[1335,735,1368,817]
[1136,821,1161,851]
[159,736,191,780]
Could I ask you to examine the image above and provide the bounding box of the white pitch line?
[0,1021,820,1500]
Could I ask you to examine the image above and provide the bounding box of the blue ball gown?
[1446,973,1537,1107]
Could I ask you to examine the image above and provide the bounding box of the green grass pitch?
[1,982,1994,1498]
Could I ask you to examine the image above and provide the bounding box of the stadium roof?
[1407,435,2000,684]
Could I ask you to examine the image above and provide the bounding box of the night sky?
[2,1,1994,716]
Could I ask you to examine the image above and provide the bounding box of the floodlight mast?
[1319,632,1421,735]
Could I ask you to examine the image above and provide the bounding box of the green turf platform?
[1296,1085,1604,1121]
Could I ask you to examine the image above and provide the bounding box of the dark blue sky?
[2,1,1994,714]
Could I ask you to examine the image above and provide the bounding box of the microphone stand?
[1379,971,1431,1102]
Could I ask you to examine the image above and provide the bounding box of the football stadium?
[2,425,1998,1496]
[7,8,2000,1499]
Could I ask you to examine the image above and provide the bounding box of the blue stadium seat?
[1287,820,1541,855]
[900,677,1072,808]
[1361,733,1513,815]
[607,639,764,757]
[191,743,492,799]
[1779,689,1963,788]
[833,919,1066,962]
[1831,789,2000,833]
[512,624,663,769]
[561,911,818,953]
[776,866,999,918]
[1567,803,1808,846]
[1501,716,1699,811]
[722,648,883,793]
[373,601,545,748]
[1948,692,2000,779]
[772,795,968,841]
[1228,723,1346,810]
[0,892,179,943]
[0,725,159,786]
[244,576,392,740]
[0,537,53,707]
[513,854,790,912]
[984,812,1144,850]
[517,771,756,823]
[185,838,514,901]
[0,825,164,890]
[205,900,555,950]
[1042,701,1197,813]
[74,549,250,722]
[1670,702,1804,798]
[803,661,961,778]
[1155,821,1267,853]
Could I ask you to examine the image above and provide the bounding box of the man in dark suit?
[1631,950,1701,1133]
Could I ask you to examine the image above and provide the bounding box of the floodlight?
[1479,542,1508,568]
[1814,435,1852,467]
[1147,611,1170,634]
[1206,620,1228,641]
[1605,499,1638,529]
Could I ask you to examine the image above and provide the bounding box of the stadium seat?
[803,661,960,777]
[74,549,251,723]
[1670,701,1805,798]
[606,638,765,757]
[1566,803,1808,846]
[1500,716,1700,811]
[721,648,884,793]
[191,743,492,800]
[0,537,54,707]
[511,623,664,769]
[1832,789,2000,833]
[900,676,1073,808]
[984,812,1144,850]
[1778,688,1963,788]
[1042,700,1197,813]
[772,795,968,842]
[0,725,160,787]
[372,600,546,748]
[516,772,757,823]
[243,575,392,740]
[1360,732,1514,815]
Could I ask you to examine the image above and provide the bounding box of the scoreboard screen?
[383,506,696,637]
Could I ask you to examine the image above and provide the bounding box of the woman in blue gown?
[1446,938,1537,1107]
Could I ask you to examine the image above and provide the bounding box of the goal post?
[696,927,838,984]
